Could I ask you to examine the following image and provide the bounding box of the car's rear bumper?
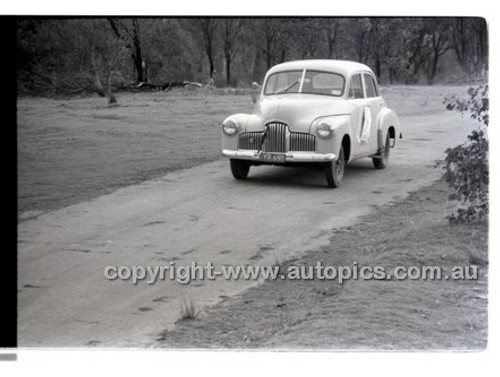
[222,149,336,162]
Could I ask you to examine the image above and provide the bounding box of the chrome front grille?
[264,122,287,153]
[289,132,316,152]
[238,122,316,153]
[238,132,263,150]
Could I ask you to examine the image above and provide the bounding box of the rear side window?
[349,74,363,99]
[364,74,379,97]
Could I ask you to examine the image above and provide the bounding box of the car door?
[362,73,384,153]
[348,72,371,157]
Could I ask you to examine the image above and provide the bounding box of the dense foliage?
[17,17,487,95]
[443,85,489,223]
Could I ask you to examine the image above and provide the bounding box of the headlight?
[222,119,239,136]
[316,120,334,139]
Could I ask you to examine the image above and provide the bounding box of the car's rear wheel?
[230,159,251,180]
[325,146,345,188]
[373,133,391,169]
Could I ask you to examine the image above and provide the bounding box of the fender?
[310,115,351,159]
[221,113,251,150]
[375,107,400,151]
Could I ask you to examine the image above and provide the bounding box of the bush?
[443,85,488,224]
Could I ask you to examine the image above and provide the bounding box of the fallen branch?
[136,81,203,92]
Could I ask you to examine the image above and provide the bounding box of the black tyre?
[373,133,391,169]
[325,146,345,188]
[230,159,250,180]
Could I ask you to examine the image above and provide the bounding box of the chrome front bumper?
[222,149,336,162]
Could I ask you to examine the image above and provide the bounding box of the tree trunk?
[280,49,286,63]
[452,18,467,73]
[132,20,145,83]
[327,28,336,58]
[89,21,105,97]
[208,55,215,80]
[198,19,217,82]
[406,61,423,84]
[225,56,231,87]
[475,20,487,76]
[252,48,263,83]
[92,62,105,96]
[374,57,382,82]
[426,53,439,84]
[265,35,273,70]
[133,55,143,83]
[107,72,117,105]
[389,67,395,84]
[107,18,145,84]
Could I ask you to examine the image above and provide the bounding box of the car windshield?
[264,70,345,97]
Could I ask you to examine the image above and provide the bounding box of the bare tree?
[355,18,373,64]
[471,18,488,76]
[368,18,398,81]
[403,19,430,84]
[424,21,451,84]
[253,18,283,70]
[17,17,489,93]
[451,18,488,78]
[314,18,341,59]
[89,20,106,96]
[321,18,339,59]
[86,19,128,103]
[451,18,471,74]
[108,18,147,83]
[220,18,242,87]
[288,19,324,59]
[198,18,218,82]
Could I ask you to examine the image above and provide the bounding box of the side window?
[349,74,364,99]
[364,74,379,98]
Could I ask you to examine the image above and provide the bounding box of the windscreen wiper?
[276,80,300,94]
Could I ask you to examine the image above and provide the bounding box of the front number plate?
[259,153,286,164]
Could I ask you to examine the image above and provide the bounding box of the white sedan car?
[221,59,401,187]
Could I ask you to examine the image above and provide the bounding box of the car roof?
[266,59,374,77]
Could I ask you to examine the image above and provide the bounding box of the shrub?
[443,85,488,224]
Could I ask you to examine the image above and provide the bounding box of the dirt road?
[18,89,474,347]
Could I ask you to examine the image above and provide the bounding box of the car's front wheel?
[230,159,251,180]
[324,146,345,188]
[373,133,391,169]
